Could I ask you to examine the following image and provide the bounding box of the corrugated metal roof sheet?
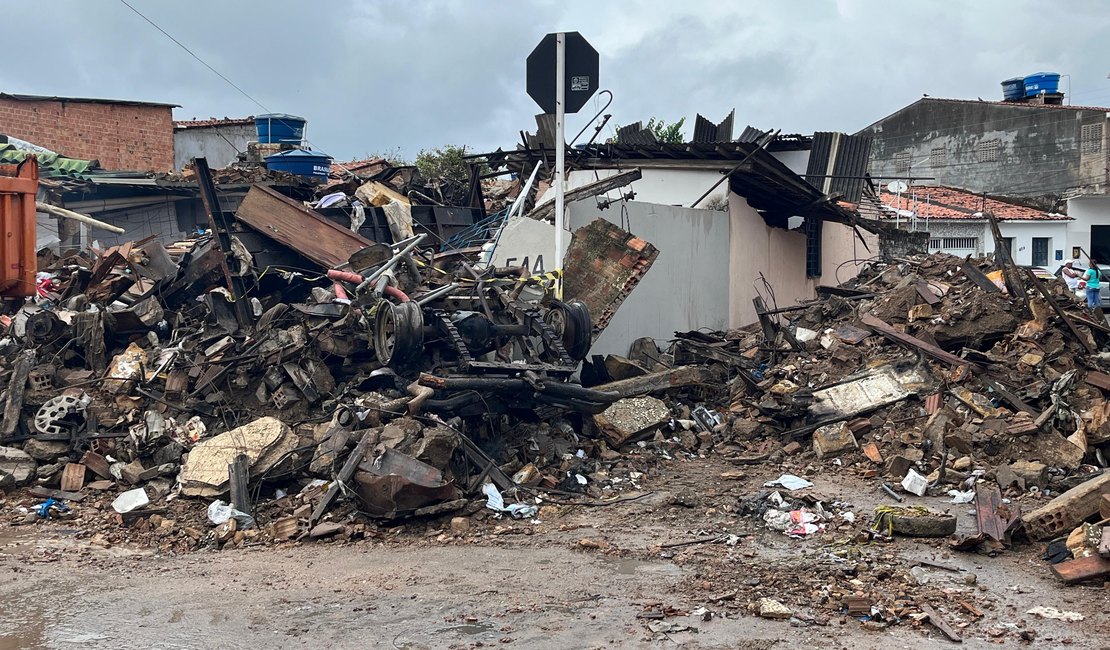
[804,132,872,203]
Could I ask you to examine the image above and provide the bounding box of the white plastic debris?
[948,489,975,504]
[793,327,818,343]
[111,488,149,514]
[482,483,539,520]
[901,469,928,496]
[1027,607,1084,622]
[207,499,256,528]
[763,474,814,491]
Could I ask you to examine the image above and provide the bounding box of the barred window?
[976,139,1001,163]
[1082,123,1103,154]
[894,151,912,172]
[930,147,946,168]
[928,238,943,249]
[943,237,978,249]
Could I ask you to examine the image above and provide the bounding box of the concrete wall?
[174,124,254,171]
[0,98,174,171]
[556,168,730,209]
[727,192,877,326]
[861,99,1108,199]
[488,200,730,357]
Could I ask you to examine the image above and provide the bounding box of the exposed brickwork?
[0,98,174,171]
[563,218,660,331]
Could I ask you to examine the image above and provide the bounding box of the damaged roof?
[174,117,255,129]
[879,186,1071,221]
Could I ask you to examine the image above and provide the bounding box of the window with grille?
[976,139,1001,163]
[930,147,946,168]
[942,237,978,249]
[928,238,943,249]
[894,151,911,172]
[1082,123,1103,154]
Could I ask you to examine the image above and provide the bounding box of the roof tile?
[879,185,1070,221]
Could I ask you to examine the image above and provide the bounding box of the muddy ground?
[2,455,1108,649]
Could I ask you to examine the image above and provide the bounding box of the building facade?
[859,97,1109,202]
[0,93,176,171]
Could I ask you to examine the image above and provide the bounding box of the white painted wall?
[488,200,731,357]
[1066,195,1110,263]
[990,221,1070,267]
[547,168,730,209]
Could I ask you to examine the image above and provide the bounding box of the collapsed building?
[2,106,1109,639]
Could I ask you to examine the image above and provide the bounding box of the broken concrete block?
[1027,432,1085,470]
[758,598,792,620]
[812,422,857,460]
[119,459,146,485]
[593,396,670,447]
[21,438,70,462]
[180,417,293,497]
[0,446,37,486]
[450,516,470,535]
[908,303,934,322]
[996,460,1048,490]
[887,455,913,480]
[783,441,802,455]
[1022,472,1110,541]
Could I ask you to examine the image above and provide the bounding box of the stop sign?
[526,32,599,114]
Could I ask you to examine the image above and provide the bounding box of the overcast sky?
[6,0,1110,162]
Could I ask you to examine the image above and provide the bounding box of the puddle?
[435,622,496,636]
[602,556,684,577]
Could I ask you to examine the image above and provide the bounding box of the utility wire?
[118,0,269,113]
[118,0,361,175]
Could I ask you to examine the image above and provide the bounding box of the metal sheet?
[234,185,372,269]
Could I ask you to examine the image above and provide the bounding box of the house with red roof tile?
[858,82,1110,265]
[878,185,1071,267]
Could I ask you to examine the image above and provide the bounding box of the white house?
[486,133,881,356]
[879,185,1071,267]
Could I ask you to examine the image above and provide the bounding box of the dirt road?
[2,457,1108,649]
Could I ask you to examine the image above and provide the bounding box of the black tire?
[546,299,592,361]
[374,301,424,366]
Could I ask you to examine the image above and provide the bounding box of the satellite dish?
[887,180,908,194]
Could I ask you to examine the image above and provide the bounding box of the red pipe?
[384,284,410,303]
[327,269,363,283]
[332,282,350,301]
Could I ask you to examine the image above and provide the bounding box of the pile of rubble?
[0,159,682,550]
[587,251,1110,587]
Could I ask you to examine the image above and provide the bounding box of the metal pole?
[554,32,566,297]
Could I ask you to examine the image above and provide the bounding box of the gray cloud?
[5,0,1110,161]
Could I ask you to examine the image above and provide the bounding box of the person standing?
[1084,263,1102,309]
[1062,261,1083,292]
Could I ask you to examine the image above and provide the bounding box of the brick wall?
[0,98,174,171]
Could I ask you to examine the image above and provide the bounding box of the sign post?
[554,33,566,293]
[526,32,598,294]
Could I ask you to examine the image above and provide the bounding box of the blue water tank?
[1024,72,1061,97]
[264,149,332,181]
[1001,77,1025,100]
[255,113,306,144]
